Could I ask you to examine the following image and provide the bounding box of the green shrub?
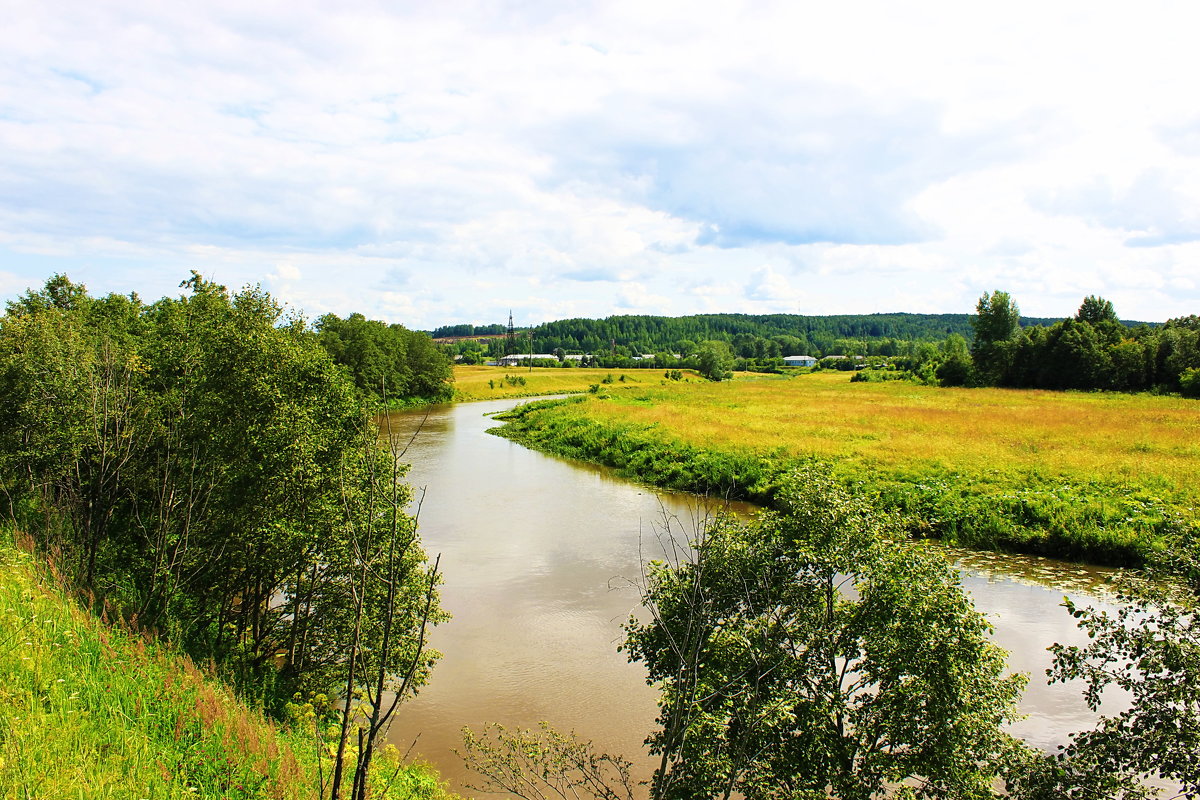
[1181,367,1200,398]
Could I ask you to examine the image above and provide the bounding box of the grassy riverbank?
[0,530,457,800]
[492,372,1200,566]
[451,364,702,401]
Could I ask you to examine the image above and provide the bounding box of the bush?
[1180,367,1200,398]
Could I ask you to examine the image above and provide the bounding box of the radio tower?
[505,310,517,355]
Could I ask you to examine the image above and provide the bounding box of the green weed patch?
[0,531,456,800]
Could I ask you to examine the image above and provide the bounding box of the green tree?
[694,340,734,381]
[936,333,975,387]
[624,469,1025,800]
[316,313,452,403]
[0,275,445,723]
[1010,544,1200,799]
[1075,295,1119,326]
[970,291,1021,385]
[1181,367,1200,398]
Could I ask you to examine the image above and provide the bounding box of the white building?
[496,353,560,367]
[783,355,818,367]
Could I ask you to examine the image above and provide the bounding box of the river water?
[384,397,1121,797]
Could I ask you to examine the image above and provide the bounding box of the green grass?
[451,365,699,402]
[0,529,458,800]
[492,373,1200,567]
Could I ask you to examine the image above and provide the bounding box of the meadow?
[451,364,701,402]
[0,530,458,800]
[493,371,1200,566]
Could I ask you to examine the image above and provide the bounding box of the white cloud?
[0,0,1198,327]
[270,263,301,282]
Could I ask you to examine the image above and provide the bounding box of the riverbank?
[0,529,458,800]
[491,373,1200,567]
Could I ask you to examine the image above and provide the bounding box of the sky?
[2,0,1198,329]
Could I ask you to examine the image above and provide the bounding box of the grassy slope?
[0,531,457,800]
[451,365,700,402]
[492,372,1200,566]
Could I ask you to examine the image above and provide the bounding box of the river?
[383,397,1121,797]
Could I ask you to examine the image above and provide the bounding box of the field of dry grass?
[571,371,1200,492]
[493,371,1200,564]
[451,364,701,402]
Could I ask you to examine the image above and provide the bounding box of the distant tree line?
[527,312,993,355]
[943,291,1199,395]
[429,322,508,338]
[436,310,1115,375]
[0,274,446,793]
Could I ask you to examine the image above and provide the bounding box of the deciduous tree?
[971,290,1021,384]
[625,468,1025,800]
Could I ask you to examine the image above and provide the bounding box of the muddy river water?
[384,397,1122,796]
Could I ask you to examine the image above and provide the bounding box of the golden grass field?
[451,364,702,402]
[560,370,1200,496]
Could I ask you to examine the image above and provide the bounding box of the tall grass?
[492,373,1200,566]
[0,529,457,800]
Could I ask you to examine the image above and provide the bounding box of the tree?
[624,469,1025,800]
[315,313,452,403]
[936,333,974,387]
[694,340,734,382]
[327,411,446,800]
[1076,295,1119,326]
[970,291,1021,385]
[0,274,445,721]
[1010,544,1200,800]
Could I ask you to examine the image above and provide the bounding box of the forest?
[318,312,454,403]
[435,311,1005,364]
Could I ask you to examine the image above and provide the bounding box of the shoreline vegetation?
[0,528,458,799]
[489,370,1200,568]
[0,276,456,799]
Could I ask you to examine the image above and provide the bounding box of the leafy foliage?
[954,292,1197,394]
[517,312,1019,357]
[457,722,637,800]
[0,274,444,724]
[623,469,1025,799]
[695,340,735,381]
[317,312,453,403]
[1010,544,1200,799]
[434,311,1076,373]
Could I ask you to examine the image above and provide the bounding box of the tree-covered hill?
[431,311,1120,360]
